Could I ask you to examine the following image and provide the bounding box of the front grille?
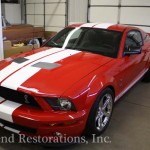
[0,119,37,134]
[0,86,41,108]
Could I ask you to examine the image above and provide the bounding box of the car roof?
[67,23,140,32]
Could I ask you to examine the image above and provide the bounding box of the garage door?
[26,0,67,32]
[68,0,88,24]
[89,0,150,32]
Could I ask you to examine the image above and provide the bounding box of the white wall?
[89,0,150,32]
[120,0,150,32]
[26,0,44,27]
[25,0,150,33]
[45,0,66,32]
[68,0,88,24]
[2,3,21,24]
[26,0,66,32]
[89,0,119,23]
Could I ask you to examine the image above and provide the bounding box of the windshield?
[45,27,122,58]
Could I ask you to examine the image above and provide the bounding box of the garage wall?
[120,0,150,32]
[2,3,21,24]
[26,0,150,33]
[89,0,150,32]
[68,0,88,24]
[89,0,120,23]
[45,0,66,32]
[26,0,66,32]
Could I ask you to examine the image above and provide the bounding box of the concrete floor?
[0,81,150,150]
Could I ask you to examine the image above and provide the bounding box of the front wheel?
[142,68,150,82]
[85,88,114,136]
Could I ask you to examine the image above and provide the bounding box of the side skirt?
[115,68,149,102]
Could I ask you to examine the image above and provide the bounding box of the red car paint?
[0,23,150,138]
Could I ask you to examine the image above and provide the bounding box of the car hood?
[0,47,113,96]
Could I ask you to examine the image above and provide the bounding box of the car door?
[120,30,147,88]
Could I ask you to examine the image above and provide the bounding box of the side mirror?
[124,46,142,55]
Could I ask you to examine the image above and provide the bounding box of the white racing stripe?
[0,63,24,83]
[2,67,41,90]
[62,28,80,49]
[94,23,115,29]
[0,100,22,123]
[38,49,80,63]
[25,48,62,60]
[0,48,62,82]
[1,49,81,90]
[80,23,98,27]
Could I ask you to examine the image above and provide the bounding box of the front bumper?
[0,100,87,137]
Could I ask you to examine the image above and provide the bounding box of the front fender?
[62,68,117,113]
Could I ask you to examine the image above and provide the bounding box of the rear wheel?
[142,68,150,82]
[85,88,114,136]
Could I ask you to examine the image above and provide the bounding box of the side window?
[125,30,143,51]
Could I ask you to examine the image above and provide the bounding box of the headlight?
[44,97,76,111]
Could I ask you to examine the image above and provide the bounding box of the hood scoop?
[32,62,61,70]
[13,57,29,64]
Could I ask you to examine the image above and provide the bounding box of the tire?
[142,68,150,82]
[85,88,114,136]
[29,39,40,48]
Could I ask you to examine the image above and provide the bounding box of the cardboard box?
[3,40,12,50]
[4,44,38,58]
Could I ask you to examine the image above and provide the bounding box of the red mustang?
[0,23,149,139]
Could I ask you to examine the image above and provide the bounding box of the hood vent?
[32,62,61,70]
[13,57,29,64]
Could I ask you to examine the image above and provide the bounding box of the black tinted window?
[45,27,122,58]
